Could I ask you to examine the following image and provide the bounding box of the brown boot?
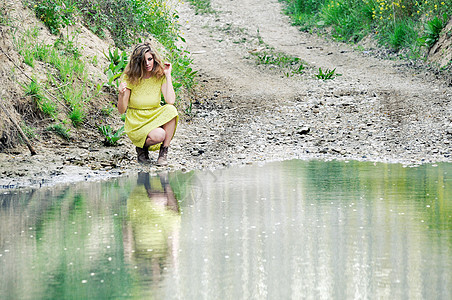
[156,146,169,166]
[136,146,150,164]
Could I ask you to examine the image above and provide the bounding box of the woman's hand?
[163,62,172,77]
[118,82,128,94]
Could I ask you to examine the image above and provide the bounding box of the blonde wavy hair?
[123,42,165,85]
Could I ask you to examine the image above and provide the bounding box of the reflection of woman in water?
[123,172,180,295]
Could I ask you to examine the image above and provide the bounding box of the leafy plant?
[419,14,448,49]
[32,0,76,34]
[98,125,125,146]
[104,48,129,88]
[315,67,342,80]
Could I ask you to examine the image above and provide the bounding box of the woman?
[118,42,178,166]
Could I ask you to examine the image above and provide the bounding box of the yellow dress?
[123,75,179,151]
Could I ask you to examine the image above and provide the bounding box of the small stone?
[296,127,311,135]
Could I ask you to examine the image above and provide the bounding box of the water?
[0,160,451,299]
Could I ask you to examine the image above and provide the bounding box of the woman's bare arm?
[118,82,130,114]
[161,63,176,105]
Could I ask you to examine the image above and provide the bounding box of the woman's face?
[143,51,154,72]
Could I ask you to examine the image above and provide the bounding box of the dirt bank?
[1,0,451,192]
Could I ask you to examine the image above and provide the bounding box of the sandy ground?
[1,0,451,192]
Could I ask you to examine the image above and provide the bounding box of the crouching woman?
[118,42,178,166]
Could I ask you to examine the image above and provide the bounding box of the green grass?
[69,105,85,127]
[47,123,71,140]
[279,0,452,55]
[21,122,37,139]
[188,0,215,14]
[379,19,419,51]
[23,79,58,117]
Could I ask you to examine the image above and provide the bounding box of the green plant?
[69,105,85,127]
[98,125,125,146]
[188,0,215,14]
[23,79,58,117]
[20,122,37,139]
[380,19,418,51]
[250,47,305,75]
[120,114,126,122]
[54,35,81,58]
[92,55,98,66]
[38,97,58,117]
[279,0,452,56]
[101,105,115,116]
[104,48,129,88]
[419,14,448,48]
[31,0,76,34]
[47,123,71,140]
[24,79,41,97]
[0,1,10,25]
[185,101,193,115]
[315,67,342,79]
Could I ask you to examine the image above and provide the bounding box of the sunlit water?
[0,160,451,299]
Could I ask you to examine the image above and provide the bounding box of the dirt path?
[1,0,451,191]
[174,0,451,168]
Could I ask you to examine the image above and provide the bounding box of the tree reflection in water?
[123,172,180,293]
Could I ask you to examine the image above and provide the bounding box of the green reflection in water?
[0,160,450,299]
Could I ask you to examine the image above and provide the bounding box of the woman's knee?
[148,127,166,142]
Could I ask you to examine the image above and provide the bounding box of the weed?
[104,48,129,89]
[24,79,41,97]
[31,0,76,34]
[380,20,418,51]
[69,105,85,127]
[98,125,125,146]
[38,98,58,117]
[315,67,342,80]
[23,50,35,67]
[47,123,71,140]
[54,36,81,59]
[419,14,448,49]
[251,47,305,75]
[185,101,193,115]
[120,114,126,122]
[101,105,115,116]
[92,55,98,66]
[20,122,37,139]
[188,0,215,14]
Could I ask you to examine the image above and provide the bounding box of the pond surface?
[0,160,451,299]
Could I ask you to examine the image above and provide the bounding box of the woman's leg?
[161,117,177,147]
[144,127,166,147]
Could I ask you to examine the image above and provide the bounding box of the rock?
[296,127,310,135]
